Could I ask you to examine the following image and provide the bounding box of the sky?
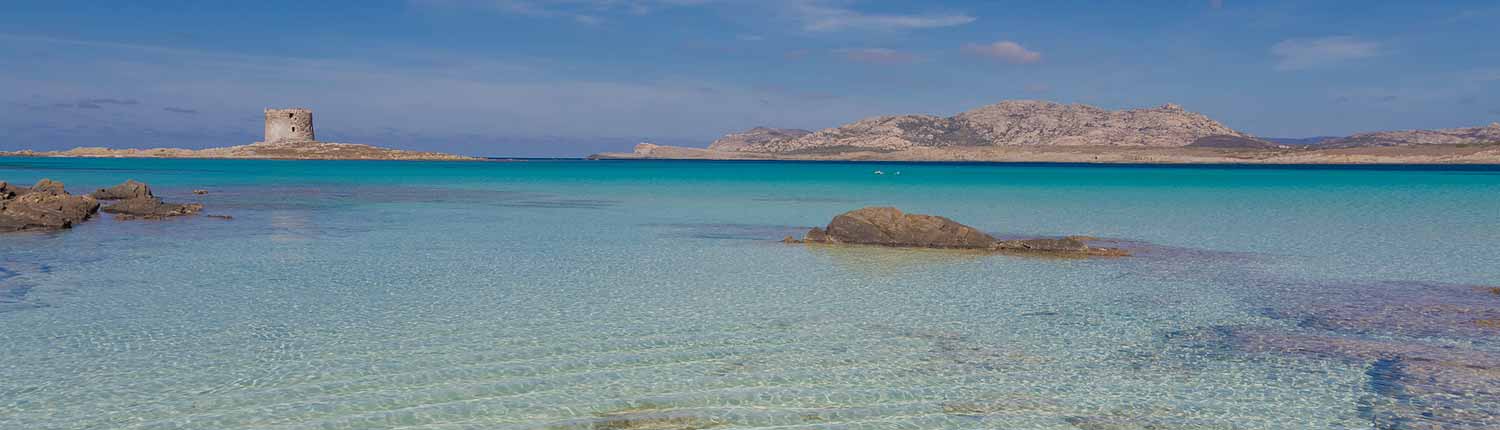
[1,0,1497,157]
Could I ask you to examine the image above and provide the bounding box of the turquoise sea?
[2,157,1498,429]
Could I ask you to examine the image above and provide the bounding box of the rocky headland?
[1,179,206,232]
[786,207,1127,257]
[592,100,1500,164]
[2,141,478,161]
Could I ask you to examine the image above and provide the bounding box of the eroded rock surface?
[90,179,153,200]
[787,207,1126,256]
[0,179,101,232]
[707,127,812,152]
[88,180,205,220]
[101,198,203,220]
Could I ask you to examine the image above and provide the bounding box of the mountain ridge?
[717,100,1258,153]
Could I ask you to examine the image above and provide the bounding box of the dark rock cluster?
[0,179,101,232]
[1,179,204,232]
[90,180,203,220]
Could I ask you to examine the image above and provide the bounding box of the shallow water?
[2,158,1498,429]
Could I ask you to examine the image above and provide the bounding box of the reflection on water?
[1,159,1498,429]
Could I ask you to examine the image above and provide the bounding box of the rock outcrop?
[90,180,153,200]
[0,180,101,232]
[101,198,202,220]
[707,127,812,152]
[786,207,1127,256]
[1316,123,1500,148]
[92,180,203,220]
[721,101,1249,153]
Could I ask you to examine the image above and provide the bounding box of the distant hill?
[715,100,1250,154]
[1263,137,1338,146]
[707,127,812,152]
[1315,123,1500,148]
[1186,135,1283,149]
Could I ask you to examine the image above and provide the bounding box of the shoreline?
[1,141,482,161]
[590,143,1500,165]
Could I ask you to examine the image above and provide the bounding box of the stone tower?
[263,108,315,143]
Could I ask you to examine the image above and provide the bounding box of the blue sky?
[2,1,1497,156]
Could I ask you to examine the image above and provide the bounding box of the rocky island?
[592,100,1500,164]
[1,108,478,161]
[787,207,1127,257]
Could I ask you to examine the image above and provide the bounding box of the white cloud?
[793,1,975,31]
[961,40,1041,64]
[835,48,920,65]
[416,0,976,32]
[1270,36,1380,71]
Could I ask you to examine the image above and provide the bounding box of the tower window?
[291,127,296,132]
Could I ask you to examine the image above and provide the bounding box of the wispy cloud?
[21,97,141,110]
[415,0,713,24]
[1271,36,1380,71]
[0,33,876,154]
[420,0,976,32]
[84,98,141,105]
[792,1,975,31]
[836,48,920,65]
[961,40,1041,64]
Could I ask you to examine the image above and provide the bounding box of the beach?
[2,157,1497,428]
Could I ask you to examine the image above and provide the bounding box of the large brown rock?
[791,207,1127,256]
[815,207,997,248]
[0,179,101,232]
[90,180,153,200]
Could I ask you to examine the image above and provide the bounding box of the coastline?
[590,143,1500,165]
[1,141,482,161]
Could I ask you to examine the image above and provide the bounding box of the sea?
[2,157,1497,429]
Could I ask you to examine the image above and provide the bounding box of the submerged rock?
[102,197,202,220]
[90,179,153,200]
[788,207,1126,256]
[0,179,101,232]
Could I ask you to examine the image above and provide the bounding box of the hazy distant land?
[594,100,1500,164]
[2,141,478,161]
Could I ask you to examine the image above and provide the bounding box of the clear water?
[1,157,1497,429]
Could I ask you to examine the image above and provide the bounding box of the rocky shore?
[2,141,478,161]
[0,179,205,232]
[599,142,1500,164]
[785,207,1127,257]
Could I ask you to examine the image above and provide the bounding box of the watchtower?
[264,108,315,143]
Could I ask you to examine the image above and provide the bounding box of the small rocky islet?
[0,179,206,232]
[785,206,1127,257]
